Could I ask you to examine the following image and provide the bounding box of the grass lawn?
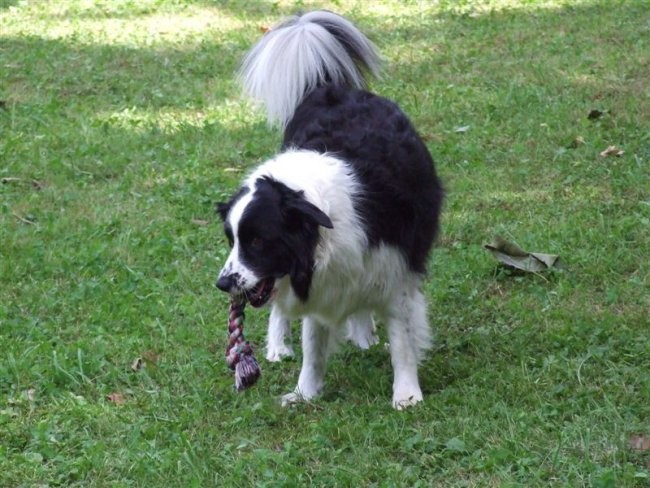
[1,0,649,486]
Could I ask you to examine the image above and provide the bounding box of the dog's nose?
[216,274,235,293]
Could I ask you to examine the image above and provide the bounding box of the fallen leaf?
[259,25,270,33]
[142,350,160,364]
[600,145,624,157]
[454,125,470,133]
[2,177,46,190]
[223,167,241,173]
[485,236,562,273]
[31,180,45,190]
[107,392,126,405]
[587,109,606,120]
[191,218,210,226]
[24,388,36,402]
[131,357,143,372]
[629,434,650,451]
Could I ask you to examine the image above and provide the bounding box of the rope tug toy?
[225,296,261,391]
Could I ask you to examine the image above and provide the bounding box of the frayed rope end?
[234,354,261,391]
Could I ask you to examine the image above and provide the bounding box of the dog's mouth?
[246,277,276,308]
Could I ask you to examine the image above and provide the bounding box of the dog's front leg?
[281,317,329,406]
[266,304,294,362]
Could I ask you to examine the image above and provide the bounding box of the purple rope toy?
[225,296,261,391]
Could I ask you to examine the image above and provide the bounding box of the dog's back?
[284,85,443,275]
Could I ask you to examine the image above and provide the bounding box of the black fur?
[283,85,443,274]
[222,177,332,301]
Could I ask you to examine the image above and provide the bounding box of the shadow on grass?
[0,32,282,183]
[1,35,245,108]
[0,0,19,10]
[26,0,308,21]
[2,0,646,131]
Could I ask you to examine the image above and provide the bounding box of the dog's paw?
[280,384,321,407]
[265,345,295,362]
[392,389,423,410]
[280,391,305,407]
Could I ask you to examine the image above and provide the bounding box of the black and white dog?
[216,11,443,409]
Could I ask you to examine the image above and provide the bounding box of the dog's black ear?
[288,247,318,302]
[290,261,313,302]
[287,198,334,229]
[258,176,333,229]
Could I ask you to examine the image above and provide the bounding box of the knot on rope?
[225,297,261,391]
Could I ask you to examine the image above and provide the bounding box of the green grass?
[1,0,649,486]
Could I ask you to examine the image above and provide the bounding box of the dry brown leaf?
[31,180,45,190]
[131,357,143,372]
[142,350,160,365]
[2,177,45,190]
[107,392,126,405]
[485,236,562,273]
[587,109,606,120]
[259,25,270,33]
[629,434,650,451]
[191,218,210,227]
[600,145,624,157]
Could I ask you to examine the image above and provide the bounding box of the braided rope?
[226,296,261,391]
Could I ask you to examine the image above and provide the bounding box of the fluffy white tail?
[238,10,381,128]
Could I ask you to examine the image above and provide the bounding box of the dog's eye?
[250,236,264,250]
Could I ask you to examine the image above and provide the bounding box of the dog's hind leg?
[386,286,432,410]
[266,304,294,362]
[345,312,379,349]
[281,317,331,406]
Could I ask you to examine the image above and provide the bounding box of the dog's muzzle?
[216,273,239,293]
[216,273,275,308]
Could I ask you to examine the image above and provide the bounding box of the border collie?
[216,11,443,409]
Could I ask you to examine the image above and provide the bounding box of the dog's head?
[216,176,333,307]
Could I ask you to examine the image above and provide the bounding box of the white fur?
[219,190,259,291]
[266,309,378,362]
[219,150,432,409]
[239,11,380,128]
[266,306,294,362]
[344,312,379,350]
